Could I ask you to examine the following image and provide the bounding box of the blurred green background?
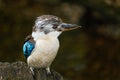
[0,0,120,80]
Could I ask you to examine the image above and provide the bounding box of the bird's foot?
[30,67,36,79]
[45,67,53,76]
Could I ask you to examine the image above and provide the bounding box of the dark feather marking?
[24,35,35,44]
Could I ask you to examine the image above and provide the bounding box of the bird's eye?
[40,27,44,29]
[52,24,58,29]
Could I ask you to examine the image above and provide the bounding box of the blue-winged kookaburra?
[23,15,81,75]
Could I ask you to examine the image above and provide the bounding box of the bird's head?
[32,15,81,41]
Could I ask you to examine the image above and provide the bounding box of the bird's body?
[27,32,60,68]
[23,15,80,75]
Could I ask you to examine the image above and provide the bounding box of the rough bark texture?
[0,61,63,80]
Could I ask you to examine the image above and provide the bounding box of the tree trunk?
[0,61,63,80]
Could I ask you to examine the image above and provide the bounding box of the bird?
[23,15,81,76]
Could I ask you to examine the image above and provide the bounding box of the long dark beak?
[58,23,81,31]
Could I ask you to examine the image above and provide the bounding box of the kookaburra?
[23,15,81,76]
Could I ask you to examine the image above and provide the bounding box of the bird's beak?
[58,23,81,31]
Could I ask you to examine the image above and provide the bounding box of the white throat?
[32,31,62,41]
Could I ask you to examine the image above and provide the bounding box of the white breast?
[27,38,59,68]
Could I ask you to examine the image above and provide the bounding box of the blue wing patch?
[23,41,35,58]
